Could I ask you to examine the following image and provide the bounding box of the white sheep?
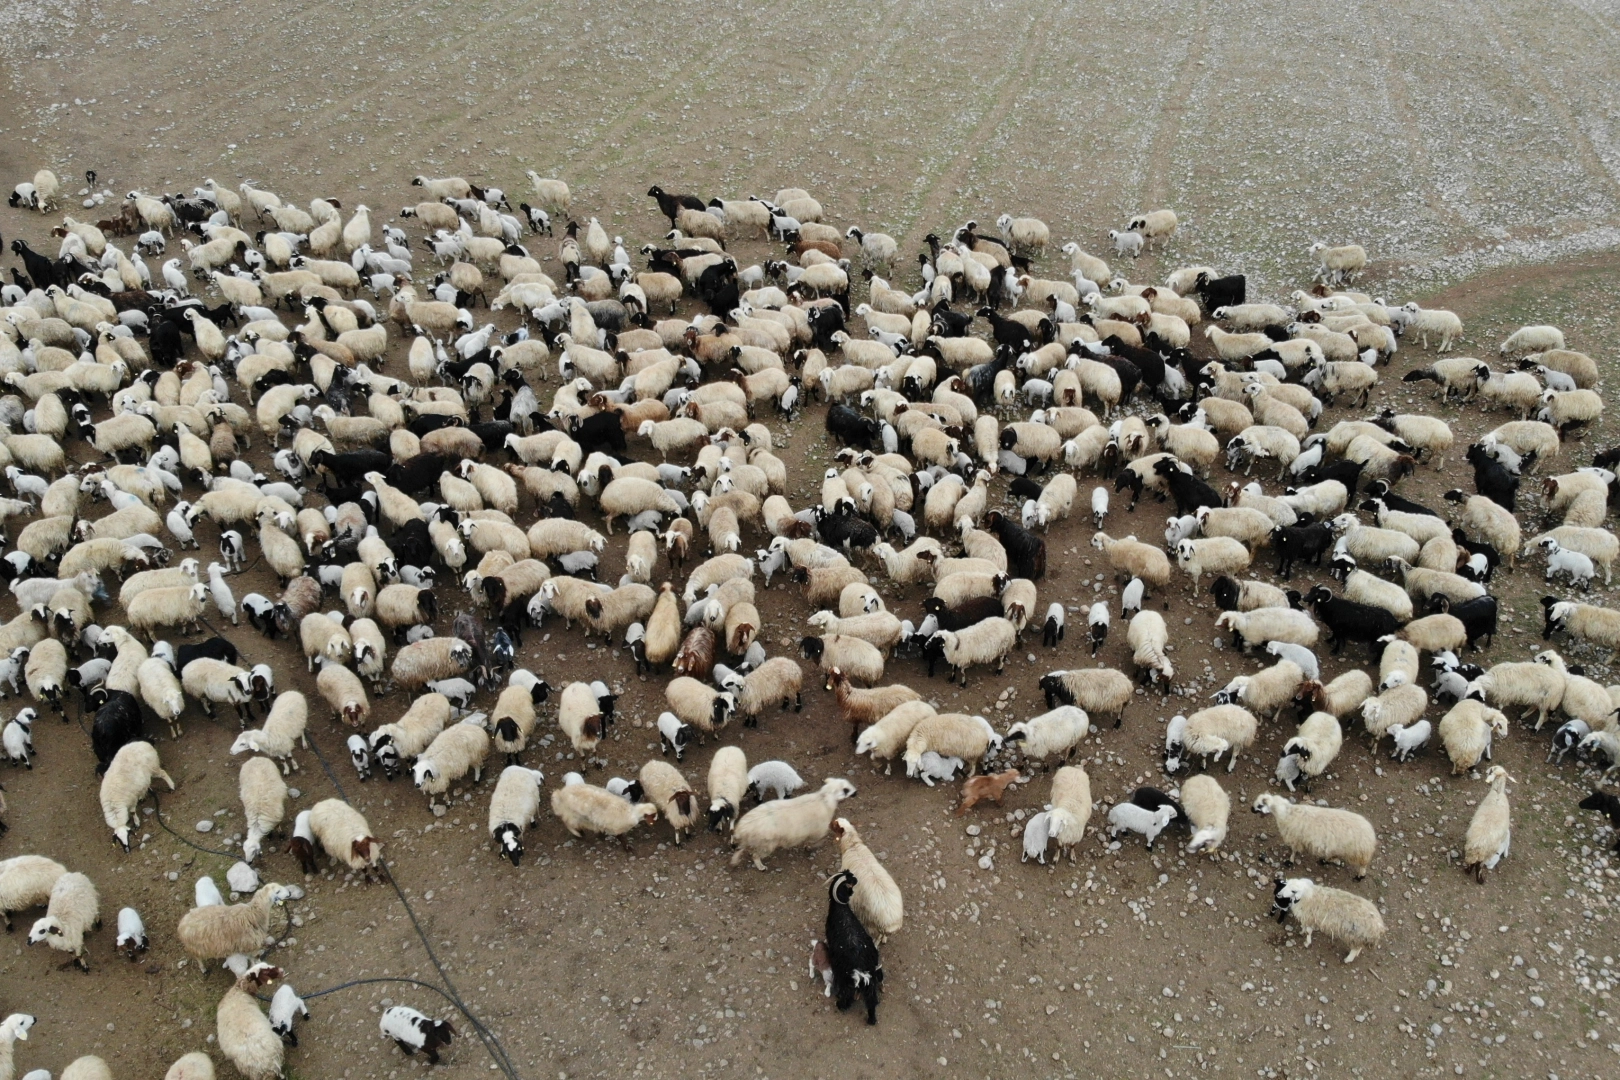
[1438,698,1509,774]
[307,798,382,876]
[1251,793,1376,878]
[116,905,148,960]
[1462,765,1514,881]
[1388,719,1432,762]
[1401,303,1463,351]
[1308,242,1367,286]
[1183,774,1230,855]
[729,777,857,870]
[230,691,308,774]
[99,740,176,850]
[1499,324,1564,356]
[1214,607,1318,651]
[488,765,546,866]
[412,718,490,810]
[1004,705,1089,763]
[175,883,291,971]
[217,962,285,1080]
[1174,536,1250,594]
[1270,878,1384,963]
[1275,711,1342,792]
[1108,229,1144,258]
[238,755,287,864]
[27,871,99,968]
[1,855,66,931]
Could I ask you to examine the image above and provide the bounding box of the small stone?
[195,820,213,833]
[287,788,301,799]
[227,862,259,893]
[966,825,981,836]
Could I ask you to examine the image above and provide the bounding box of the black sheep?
[986,511,1045,580]
[176,637,239,670]
[922,594,1004,631]
[1577,790,1620,852]
[1428,593,1497,651]
[1007,475,1044,503]
[570,411,627,456]
[977,307,1033,351]
[91,690,145,775]
[408,412,462,437]
[1154,458,1222,516]
[823,870,883,1025]
[805,304,844,351]
[815,506,878,553]
[149,316,184,368]
[393,518,434,567]
[1464,444,1519,511]
[930,299,973,337]
[1114,466,1146,509]
[646,185,706,224]
[311,448,390,489]
[1300,458,1365,496]
[1304,585,1399,656]
[1273,522,1333,578]
[1194,271,1246,311]
[387,453,455,496]
[1363,479,1439,517]
[826,404,880,450]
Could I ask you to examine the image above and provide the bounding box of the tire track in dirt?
[1469,0,1620,204]
[896,4,1048,250]
[1138,0,1208,215]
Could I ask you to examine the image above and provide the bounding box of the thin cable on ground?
[149,789,239,859]
[304,731,522,1080]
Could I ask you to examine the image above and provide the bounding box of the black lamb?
[823,869,883,1025]
[986,511,1045,580]
[1304,585,1399,656]
[978,307,1033,352]
[1300,458,1365,496]
[815,506,878,553]
[569,411,627,456]
[91,690,145,775]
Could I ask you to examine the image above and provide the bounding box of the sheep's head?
[1251,793,1280,816]
[26,917,63,945]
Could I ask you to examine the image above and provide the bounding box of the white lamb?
[1106,803,1177,849]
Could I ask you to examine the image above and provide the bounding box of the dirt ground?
[4,3,1620,1080]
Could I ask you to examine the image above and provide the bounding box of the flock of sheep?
[1,160,1619,1077]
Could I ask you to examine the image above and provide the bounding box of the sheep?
[1385,613,1467,654]
[1341,567,1413,622]
[1037,668,1132,728]
[1182,774,1230,855]
[704,746,750,832]
[1308,243,1367,286]
[1251,793,1376,878]
[730,777,857,870]
[175,882,292,972]
[126,582,208,639]
[897,711,1002,780]
[216,962,285,1080]
[1216,660,1305,722]
[1269,878,1383,963]
[724,656,805,725]
[551,780,659,840]
[926,617,1016,688]
[639,760,699,844]
[1174,536,1250,594]
[1004,705,1089,764]
[114,905,149,961]
[1214,608,1318,652]
[1462,765,1514,882]
[801,633,885,685]
[855,700,936,773]
[99,740,176,851]
[238,756,287,864]
[487,765,546,866]
[1108,229,1144,257]
[1500,324,1565,356]
[369,692,451,779]
[391,636,473,691]
[1127,609,1175,688]
[1090,531,1171,590]
[25,871,99,969]
[1475,653,1567,730]
[412,718,490,810]
[1438,698,1510,774]
[1105,802,1176,849]
[1275,711,1343,792]
[1527,528,1617,584]
[1,855,66,932]
[1400,303,1463,351]
[1165,705,1257,773]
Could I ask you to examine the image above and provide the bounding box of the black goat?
[1577,790,1620,852]
[826,404,880,450]
[1130,786,1188,827]
[1300,458,1365,496]
[1464,444,1519,511]
[569,411,626,456]
[1304,585,1399,656]
[1154,458,1222,516]
[10,239,59,289]
[823,868,883,1024]
[1194,272,1245,311]
[1429,593,1497,651]
[978,307,1033,351]
[91,690,146,776]
[646,185,706,224]
[922,594,1004,632]
[176,637,239,670]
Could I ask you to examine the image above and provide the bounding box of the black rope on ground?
[304,730,522,1080]
[148,788,239,859]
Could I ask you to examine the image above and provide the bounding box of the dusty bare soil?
[3,3,1620,1080]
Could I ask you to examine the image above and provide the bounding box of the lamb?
[1463,765,1514,882]
[1004,705,1089,763]
[1526,528,1617,584]
[239,756,287,863]
[903,713,1001,777]
[217,962,286,1080]
[730,777,858,870]
[1106,802,1177,850]
[926,617,1016,688]
[1,855,66,931]
[1108,229,1144,257]
[1269,878,1384,963]
[1251,793,1376,878]
[99,740,177,851]
[115,905,148,961]
[26,871,99,969]
[1037,667,1132,728]
[175,882,292,972]
[1183,774,1230,854]
[412,718,490,811]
